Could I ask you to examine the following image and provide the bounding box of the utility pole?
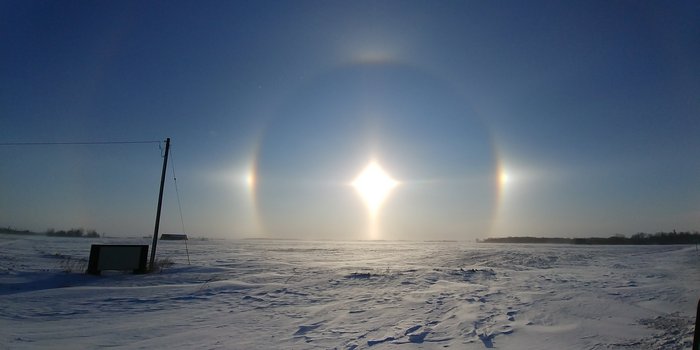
[150,138,170,271]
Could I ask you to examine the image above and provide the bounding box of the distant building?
[160,233,188,240]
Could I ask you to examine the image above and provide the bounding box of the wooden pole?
[694,298,699,350]
[149,138,170,271]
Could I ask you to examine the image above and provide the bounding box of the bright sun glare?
[351,161,399,216]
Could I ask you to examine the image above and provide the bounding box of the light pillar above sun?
[351,161,399,239]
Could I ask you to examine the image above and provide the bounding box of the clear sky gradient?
[1,1,699,240]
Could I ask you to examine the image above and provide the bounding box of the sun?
[351,161,399,216]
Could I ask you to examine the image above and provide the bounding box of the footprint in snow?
[367,336,395,346]
[478,333,495,348]
[294,322,322,336]
[408,331,429,343]
[404,325,421,335]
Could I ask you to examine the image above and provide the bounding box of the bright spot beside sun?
[245,173,255,188]
[351,161,399,216]
[245,170,256,189]
[499,171,510,187]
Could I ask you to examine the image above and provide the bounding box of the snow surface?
[1,235,698,349]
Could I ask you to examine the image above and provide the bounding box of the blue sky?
[1,1,698,240]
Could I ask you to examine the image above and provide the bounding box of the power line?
[169,147,191,265]
[0,140,162,146]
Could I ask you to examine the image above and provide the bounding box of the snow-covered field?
[1,235,698,349]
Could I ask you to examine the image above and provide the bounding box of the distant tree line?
[0,226,33,235]
[46,228,100,238]
[1,226,101,238]
[480,230,700,245]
